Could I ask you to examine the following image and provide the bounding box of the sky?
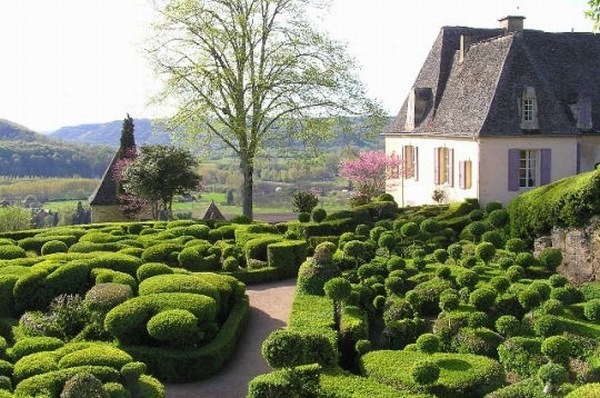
[0,0,593,132]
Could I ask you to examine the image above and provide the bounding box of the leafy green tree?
[121,145,202,219]
[149,0,382,219]
[587,0,600,31]
[0,205,30,232]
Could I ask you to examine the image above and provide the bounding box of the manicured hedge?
[9,336,64,362]
[138,274,221,309]
[104,292,218,346]
[13,351,59,382]
[121,295,249,382]
[509,169,600,243]
[57,345,133,369]
[0,245,26,260]
[360,350,505,398]
[565,383,600,397]
[87,253,143,277]
[247,364,321,398]
[267,240,308,270]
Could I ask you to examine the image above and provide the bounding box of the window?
[508,148,551,191]
[459,160,472,189]
[402,145,418,180]
[519,150,536,188]
[520,86,539,129]
[434,147,453,186]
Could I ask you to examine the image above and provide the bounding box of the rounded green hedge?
[136,262,173,282]
[0,244,27,260]
[146,309,198,342]
[13,351,59,382]
[104,292,217,346]
[87,253,143,277]
[41,240,69,255]
[138,274,220,306]
[58,345,133,370]
[9,336,64,361]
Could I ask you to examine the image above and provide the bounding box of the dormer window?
[405,87,432,131]
[520,86,539,130]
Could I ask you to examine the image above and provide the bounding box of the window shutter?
[540,148,551,185]
[434,148,440,184]
[508,149,520,191]
[459,161,465,189]
[465,160,472,189]
[448,148,454,187]
[413,146,419,181]
[403,146,413,178]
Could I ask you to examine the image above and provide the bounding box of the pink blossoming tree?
[340,150,404,202]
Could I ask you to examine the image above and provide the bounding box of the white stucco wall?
[478,136,578,205]
[385,136,479,206]
[386,134,582,207]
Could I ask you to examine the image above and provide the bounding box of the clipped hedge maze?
[0,217,313,395]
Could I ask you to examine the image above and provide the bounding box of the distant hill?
[47,118,171,147]
[0,119,114,178]
[45,116,389,151]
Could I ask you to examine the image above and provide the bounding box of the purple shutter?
[576,143,581,174]
[433,148,440,184]
[413,146,419,181]
[540,148,551,185]
[508,149,520,191]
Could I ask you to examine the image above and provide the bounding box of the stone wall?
[534,220,600,284]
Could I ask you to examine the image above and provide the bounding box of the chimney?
[499,16,525,32]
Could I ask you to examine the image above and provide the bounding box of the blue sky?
[0,0,593,132]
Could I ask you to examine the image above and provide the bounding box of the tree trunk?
[240,154,254,220]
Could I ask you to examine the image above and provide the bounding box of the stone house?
[88,152,130,223]
[385,16,600,207]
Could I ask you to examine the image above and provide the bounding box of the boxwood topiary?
[60,372,109,398]
[497,337,545,379]
[58,345,133,370]
[13,351,59,382]
[138,274,220,305]
[84,283,133,314]
[141,243,184,265]
[9,336,64,362]
[87,253,143,277]
[41,240,69,255]
[146,309,198,344]
[136,262,173,282]
[92,269,137,292]
[0,244,27,260]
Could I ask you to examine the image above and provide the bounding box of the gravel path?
[165,278,297,398]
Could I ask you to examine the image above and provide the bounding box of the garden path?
[165,278,297,398]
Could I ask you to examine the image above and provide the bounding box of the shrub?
[482,231,504,249]
[549,274,568,288]
[13,351,58,382]
[436,266,452,279]
[537,362,568,386]
[0,244,27,260]
[490,276,510,293]
[247,364,321,398]
[261,329,336,369]
[584,298,600,322]
[420,219,441,234]
[439,289,460,312]
[311,208,327,223]
[455,270,478,289]
[244,236,284,262]
[9,336,64,361]
[136,263,173,282]
[87,253,143,277]
[14,268,53,312]
[296,260,341,296]
[146,309,198,344]
[433,249,449,263]
[138,274,220,304]
[487,208,509,228]
[292,190,319,213]
[467,221,486,241]
[498,337,545,379]
[416,333,440,354]
[537,248,563,270]
[382,297,413,325]
[84,283,133,314]
[58,345,133,369]
[529,281,551,301]
[93,269,136,292]
[515,252,537,268]
[495,315,520,337]
[447,243,463,260]
[140,243,183,265]
[518,289,541,312]
[41,240,69,255]
[565,383,600,397]
[506,265,525,282]
[400,222,419,237]
[476,242,496,264]
[541,335,571,365]
[297,212,311,222]
[60,372,109,398]
[534,315,564,338]
[550,285,583,304]
[267,240,308,271]
[411,360,440,386]
[505,238,527,253]
[386,256,405,272]
[451,327,501,357]
[540,299,563,315]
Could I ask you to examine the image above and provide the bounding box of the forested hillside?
[0,119,113,178]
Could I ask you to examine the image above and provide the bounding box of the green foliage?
[324,277,351,302]
[311,208,327,223]
[508,169,600,243]
[584,298,600,321]
[13,351,58,382]
[401,222,419,237]
[84,283,133,314]
[0,244,27,260]
[537,247,563,270]
[146,309,198,344]
[141,243,183,265]
[267,240,308,271]
[476,242,496,264]
[495,315,520,337]
[565,383,600,397]
[297,260,341,296]
[247,364,322,398]
[0,206,32,232]
[505,238,527,253]
[411,360,440,386]
[487,208,509,228]
[261,329,337,369]
[541,335,571,365]
[497,337,545,379]
[533,314,564,338]
[9,336,64,362]
[58,345,133,369]
[136,262,173,282]
[41,240,69,255]
[537,362,567,386]
[292,190,319,213]
[298,212,311,222]
[416,333,440,354]
[60,372,109,398]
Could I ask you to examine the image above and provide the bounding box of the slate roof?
[88,152,120,206]
[386,25,600,137]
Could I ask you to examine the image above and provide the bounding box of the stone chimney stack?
[499,16,525,32]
